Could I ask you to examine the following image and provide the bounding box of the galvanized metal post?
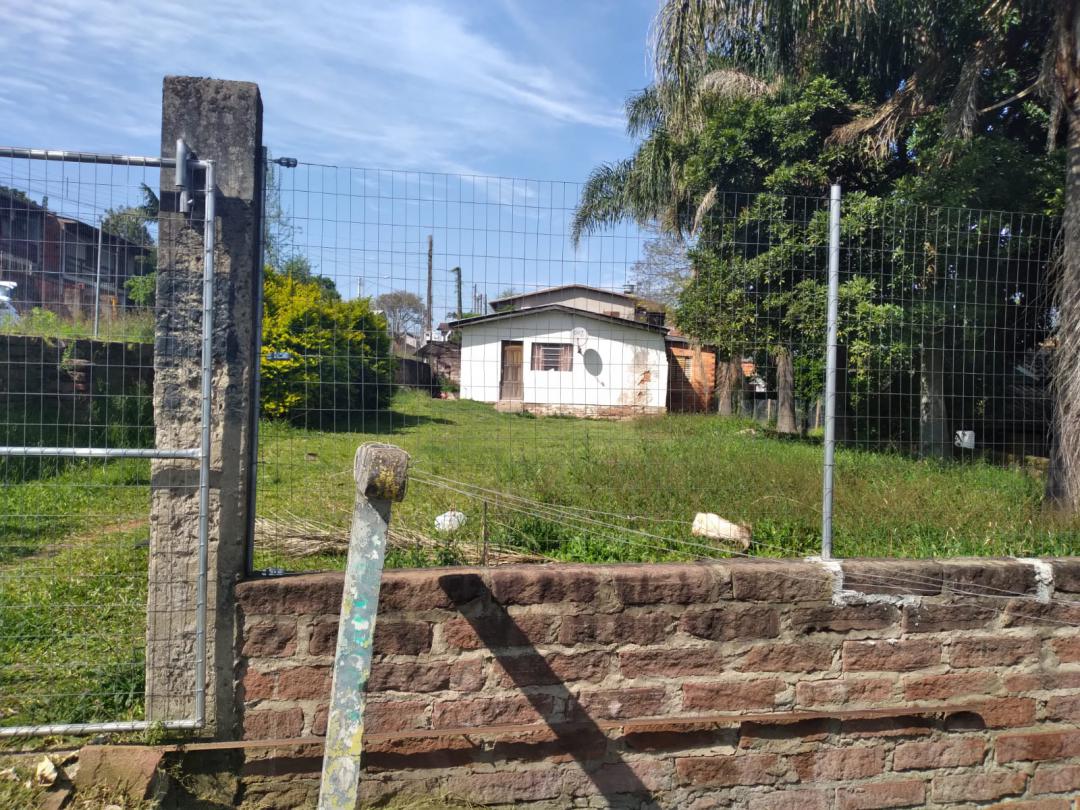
[821,184,842,559]
[93,222,103,337]
[318,442,410,810]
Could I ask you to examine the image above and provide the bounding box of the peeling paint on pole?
[317,442,410,810]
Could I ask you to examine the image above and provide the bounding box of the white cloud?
[1,0,627,174]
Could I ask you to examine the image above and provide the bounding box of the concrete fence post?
[146,76,264,737]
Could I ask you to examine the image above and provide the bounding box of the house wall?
[667,345,716,413]
[459,310,667,414]
[235,557,1080,809]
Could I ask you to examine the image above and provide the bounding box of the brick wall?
[235,558,1080,809]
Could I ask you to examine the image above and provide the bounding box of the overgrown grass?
[3,388,1078,732]
[0,307,155,343]
[253,390,1079,571]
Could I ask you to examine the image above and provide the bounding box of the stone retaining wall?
[235,557,1080,808]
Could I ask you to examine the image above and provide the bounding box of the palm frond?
[692,186,719,235]
[625,86,666,138]
[571,160,637,246]
[827,71,933,158]
[943,38,993,141]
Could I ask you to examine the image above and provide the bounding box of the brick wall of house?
[235,558,1080,809]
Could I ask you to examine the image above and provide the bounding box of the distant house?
[449,284,713,418]
[0,188,149,319]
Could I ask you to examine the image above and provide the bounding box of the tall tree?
[375,290,425,341]
[648,0,1078,499]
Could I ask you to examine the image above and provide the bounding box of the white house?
[449,285,670,418]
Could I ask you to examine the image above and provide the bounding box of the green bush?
[260,266,394,429]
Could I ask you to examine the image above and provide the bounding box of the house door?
[500,341,523,401]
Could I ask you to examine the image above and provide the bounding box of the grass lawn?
[2,388,1077,732]
[253,389,1079,571]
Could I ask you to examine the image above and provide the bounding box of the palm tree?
[650,0,1080,503]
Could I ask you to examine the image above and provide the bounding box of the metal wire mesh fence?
[0,151,204,733]
[251,159,1072,573]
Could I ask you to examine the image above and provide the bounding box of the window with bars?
[531,342,573,371]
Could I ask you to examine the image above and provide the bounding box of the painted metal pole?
[318,443,410,810]
[93,222,103,337]
[821,184,842,560]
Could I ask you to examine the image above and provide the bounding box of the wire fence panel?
[253,163,831,572]
[252,159,1073,574]
[0,152,203,733]
[830,197,1066,556]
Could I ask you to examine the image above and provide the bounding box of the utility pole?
[450,266,463,318]
[426,234,433,336]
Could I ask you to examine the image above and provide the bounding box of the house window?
[531,342,573,371]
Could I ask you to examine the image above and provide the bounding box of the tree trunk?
[919,340,949,460]
[775,347,797,434]
[715,357,743,416]
[1048,98,1080,508]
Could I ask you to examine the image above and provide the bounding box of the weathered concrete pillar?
[146,76,263,737]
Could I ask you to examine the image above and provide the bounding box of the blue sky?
[1,1,660,317]
[1,0,656,180]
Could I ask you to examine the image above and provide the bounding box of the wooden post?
[317,442,410,810]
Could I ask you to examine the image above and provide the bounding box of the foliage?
[260,265,394,429]
[376,290,425,340]
[103,183,159,307]
[0,307,154,343]
[124,272,157,307]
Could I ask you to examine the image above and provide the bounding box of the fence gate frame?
[0,143,216,737]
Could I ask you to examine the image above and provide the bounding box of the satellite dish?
[572,326,588,354]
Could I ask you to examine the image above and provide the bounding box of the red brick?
[1050,559,1080,593]
[240,668,275,701]
[490,565,600,605]
[450,658,485,691]
[730,560,833,602]
[949,636,1038,668]
[275,665,332,700]
[792,746,884,780]
[364,699,429,733]
[902,602,997,633]
[1004,670,1080,692]
[842,560,941,595]
[970,698,1037,729]
[236,573,342,616]
[489,726,607,764]
[987,801,1071,810]
[378,569,485,611]
[612,563,715,605]
[941,560,1036,596]
[748,790,832,810]
[364,734,476,771]
[443,769,572,803]
[675,753,785,786]
[997,729,1080,762]
[492,651,609,687]
[1004,600,1080,627]
[902,670,998,701]
[735,642,835,672]
[893,737,986,771]
[790,603,898,633]
[373,621,433,656]
[1032,763,1080,794]
[680,605,780,640]
[558,612,672,646]
[242,619,297,657]
[573,687,666,720]
[620,647,720,678]
[431,694,555,729]
[1046,693,1080,722]
[682,679,783,712]
[312,704,328,736]
[368,660,450,693]
[243,707,304,740]
[843,639,940,672]
[796,678,894,707]
[932,771,1028,803]
[307,619,338,657]
[580,759,672,794]
[442,613,556,651]
[836,780,926,810]
[1051,635,1080,663]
